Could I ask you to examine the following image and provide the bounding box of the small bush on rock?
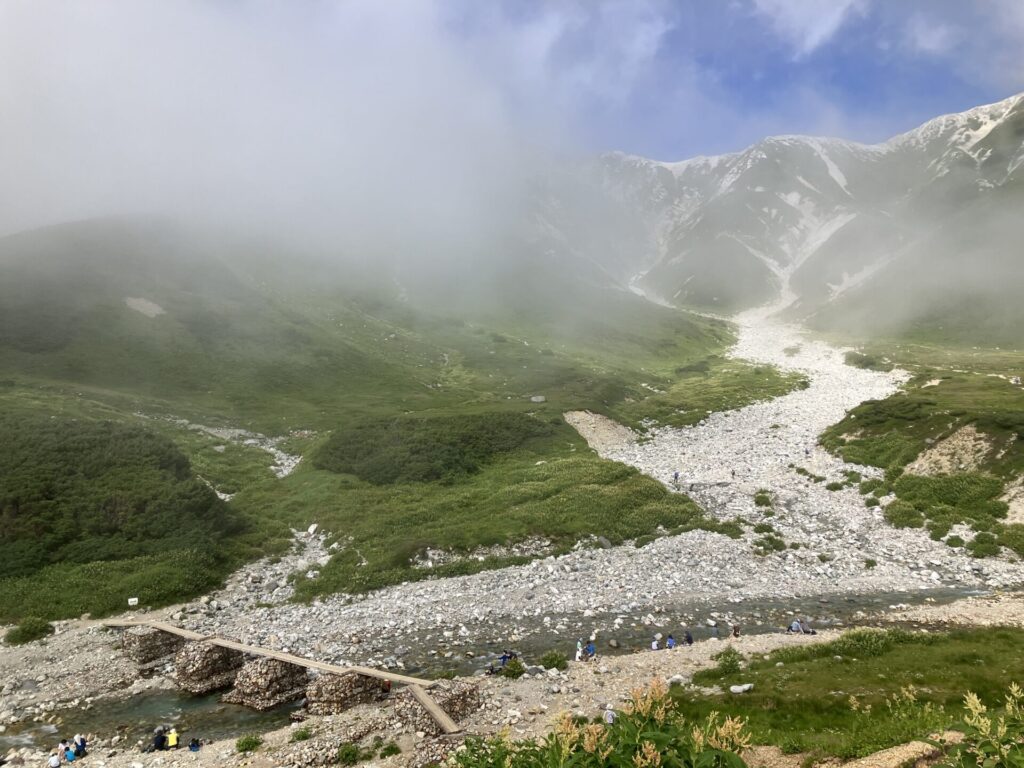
[378,741,401,758]
[337,742,361,765]
[290,727,312,742]
[884,500,924,528]
[539,650,568,670]
[968,532,1000,558]
[236,734,262,753]
[501,658,526,679]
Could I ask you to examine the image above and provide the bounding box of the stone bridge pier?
[222,658,310,710]
[174,641,245,694]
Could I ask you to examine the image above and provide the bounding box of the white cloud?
[905,14,957,55]
[750,0,865,56]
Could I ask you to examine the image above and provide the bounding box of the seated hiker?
[684,630,693,646]
[666,634,676,649]
[799,620,816,635]
[650,637,659,651]
[63,747,76,763]
[152,727,168,752]
[499,650,513,666]
[732,625,741,638]
[73,734,87,757]
[575,638,584,662]
[167,727,179,750]
[787,619,801,633]
[48,752,61,768]
[188,738,202,752]
[585,640,596,659]
[485,663,498,675]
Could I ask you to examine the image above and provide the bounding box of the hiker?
[63,745,76,764]
[167,727,179,750]
[73,734,87,757]
[575,638,584,662]
[732,625,741,639]
[710,623,720,639]
[666,634,676,649]
[799,619,816,635]
[151,726,168,752]
[585,640,596,660]
[499,650,515,667]
[673,470,680,487]
[57,740,70,758]
[188,738,202,753]
[650,636,659,651]
[48,752,61,768]
[787,619,801,633]
[485,663,498,676]
[684,629,694,646]
[603,704,617,725]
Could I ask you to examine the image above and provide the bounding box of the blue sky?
[456,0,1024,160]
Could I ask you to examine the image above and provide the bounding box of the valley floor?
[152,309,1024,671]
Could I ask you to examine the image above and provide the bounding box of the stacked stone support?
[173,641,245,694]
[305,672,390,715]
[222,657,309,710]
[393,680,480,736]
[121,626,184,667]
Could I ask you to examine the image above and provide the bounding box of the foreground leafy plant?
[937,684,1024,768]
[453,679,749,768]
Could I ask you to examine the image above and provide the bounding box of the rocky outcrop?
[305,672,390,715]
[393,680,480,736]
[222,657,308,710]
[173,642,245,694]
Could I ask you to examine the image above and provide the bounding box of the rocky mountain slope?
[584,93,1024,342]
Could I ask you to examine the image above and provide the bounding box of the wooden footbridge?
[104,619,460,734]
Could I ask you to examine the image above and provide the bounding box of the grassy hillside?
[680,627,1024,760]
[821,338,1024,556]
[0,411,247,621]
[0,219,799,619]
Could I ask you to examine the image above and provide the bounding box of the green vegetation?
[290,727,312,743]
[884,500,925,528]
[453,680,748,768]
[539,650,568,671]
[336,742,371,766]
[0,411,242,580]
[754,489,773,508]
[679,628,1024,760]
[237,441,739,598]
[313,412,556,485]
[235,734,263,753]
[939,685,1024,768]
[0,221,804,619]
[4,616,54,645]
[709,646,743,677]
[501,658,526,680]
[844,351,894,372]
[615,358,804,430]
[378,742,401,759]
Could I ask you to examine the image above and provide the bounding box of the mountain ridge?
[587,91,1024,342]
